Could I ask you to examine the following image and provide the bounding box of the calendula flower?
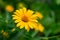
[5,5,14,12]
[12,7,44,32]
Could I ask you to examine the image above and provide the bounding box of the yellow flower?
[1,30,9,37]
[18,3,24,8]
[12,7,44,32]
[5,5,14,12]
[3,32,8,37]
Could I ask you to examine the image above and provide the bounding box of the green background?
[0,0,60,40]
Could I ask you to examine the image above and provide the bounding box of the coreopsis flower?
[5,5,14,12]
[12,7,44,32]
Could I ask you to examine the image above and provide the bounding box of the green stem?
[39,35,60,39]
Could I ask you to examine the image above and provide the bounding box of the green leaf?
[10,29,25,40]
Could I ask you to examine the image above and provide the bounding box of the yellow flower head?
[5,5,14,12]
[18,3,24,8]
[12,7,44,32]
[3,32,8,37]
[1,30,9,37]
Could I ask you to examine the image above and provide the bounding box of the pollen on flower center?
[22,16,29,22]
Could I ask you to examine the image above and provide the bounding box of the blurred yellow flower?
[3,32,8,37]
[1,30,9,37]
[18,3,24,8]
[5,5,14,12]
[12,7,44,32]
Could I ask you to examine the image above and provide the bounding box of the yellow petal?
[14,12,21,17]
[30,14,38,19]
[12,16,20,20]
[34,26,39,30]
[16,10,20,14]
[21,7,27,13]
[19,9,23,15]
[20,25,24,29]
[25,23,30,32]
[28,22,34,29]
[12,15,16,17]
[35,12,43,19]
[15,19,21,23]
[12,15,18,17]
[26,10,34,17]
[38,24,44,32]
[28,22,37,29]
[16,22,21,27]
[19,21,25,26]
[16,21,24,27]
[30,19,38,22]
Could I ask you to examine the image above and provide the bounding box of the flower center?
[22,16,29,22]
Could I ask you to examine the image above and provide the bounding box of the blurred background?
[0,0,60,40]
